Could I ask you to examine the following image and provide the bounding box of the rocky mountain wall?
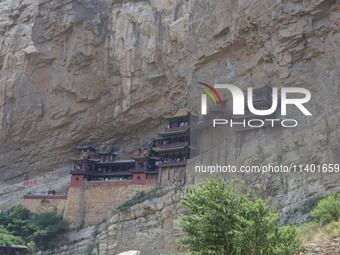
[1,0,338,184]
[38,187,186,255]
[0,0,339,253]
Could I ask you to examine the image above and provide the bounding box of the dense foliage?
[297,192,340,244]
[0,226,23,245]
[310,192,340,225]
[0,206,69,251]
[33,212,70,249]
[178,177,302,255]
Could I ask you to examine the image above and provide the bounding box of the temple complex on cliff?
[68,108,192,187]
[152,108,190,168]
[21,108,192,226]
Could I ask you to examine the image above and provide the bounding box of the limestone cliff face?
[39,187,186,255]
[1,0,340,254]
[0,0,188,182]
[0,0,339,182]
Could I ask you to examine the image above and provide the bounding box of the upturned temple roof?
[70,151,100,162]
[71,151,89,160]
[130,149,151,159]
[162,108,190,119]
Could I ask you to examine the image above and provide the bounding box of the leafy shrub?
[0,206,35,243]
[178,177,302,255]
[311,193,340,225]
[0,226,23,245]
[0,206,69,251]
[33,212,69,249]
[324,220,340,237]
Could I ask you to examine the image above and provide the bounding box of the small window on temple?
[76,178,79,181]
[137,176,140,179]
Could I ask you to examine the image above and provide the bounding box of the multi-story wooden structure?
[130,146,158,185]
[69,108,192,187]
[70,146,135,187]
[152,108,190,168]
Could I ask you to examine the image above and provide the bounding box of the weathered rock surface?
[40,187,186,255]
[1,0,337,184]
[0,0,339,254]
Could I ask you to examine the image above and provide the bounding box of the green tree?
[178,177,302,255]
[6,206,35,241]
[0,226,23,245]
[0,206,35,243]
[310,192,340,225]
[33,211,69,249]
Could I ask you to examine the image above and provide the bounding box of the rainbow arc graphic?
[196,82,223,105]
[197,82,223,105]
[197,82,223,115]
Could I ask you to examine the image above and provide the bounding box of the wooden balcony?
[70,169,132,175]
[164,125,189,132]
[159,141,189,149]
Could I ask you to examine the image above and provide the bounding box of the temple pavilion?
[69,108,192,187]
[152,108,191,168]
[130,145,159,185]
[70,146,134,187]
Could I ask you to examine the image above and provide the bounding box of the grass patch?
[297,221,340,244]
[297,193,340,245]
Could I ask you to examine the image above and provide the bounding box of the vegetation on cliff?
[298,192,340,245]
[0,206,69,252]
[177,177,303,255]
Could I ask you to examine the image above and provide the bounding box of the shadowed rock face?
[0,0,189,182]
[1,0,338,183]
